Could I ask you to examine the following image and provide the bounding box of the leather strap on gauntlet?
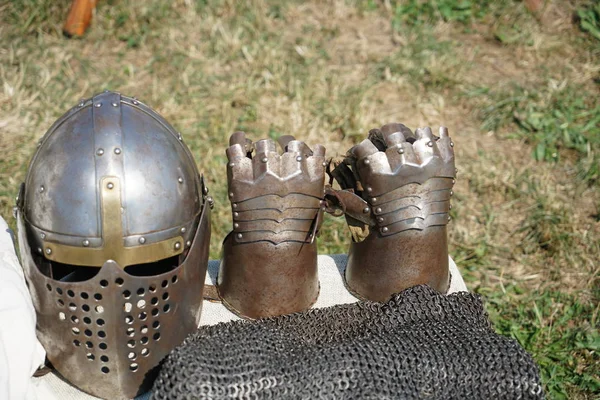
[218,132,325,319]
[327,123,456,302]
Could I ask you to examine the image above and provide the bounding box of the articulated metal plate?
[327,123,456,302]
[218,132,325,318]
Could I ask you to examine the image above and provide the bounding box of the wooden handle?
[63,0,98,37]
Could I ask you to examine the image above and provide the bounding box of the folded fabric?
[0,216,46,400]
[152,285,544,400]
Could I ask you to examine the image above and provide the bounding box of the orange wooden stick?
[524,0,544,13]
[63,0,98,37]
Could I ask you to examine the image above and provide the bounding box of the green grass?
[577,1,600,41]
[481,284,600,398]
[1,0,598,398]
[390,0,497,28]
[475,83,600,178]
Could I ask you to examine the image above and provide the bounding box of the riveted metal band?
[232,230,315,245]
[234,218,317,234]
[377,214,450,236]
[370,177,453,205]
[225,133,326,246]
[370,190,451,215]
[376,201,450,225]
[227,162,326,202]
[354,157,454,197]
[233,207,321,222]
[231,194,322,212]
[42,177,184,267]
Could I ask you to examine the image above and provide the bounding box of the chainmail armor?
[151,285,544,399]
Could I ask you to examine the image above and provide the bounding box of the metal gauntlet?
[328,123,455,302]
[218,132,325,319]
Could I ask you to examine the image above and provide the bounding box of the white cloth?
[201,254,467,325]
[0,217,467,399]
[0,217,46,400]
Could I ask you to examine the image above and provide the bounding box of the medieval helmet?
[15,91,211,399]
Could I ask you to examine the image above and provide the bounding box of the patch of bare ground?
[439,1,600,90]
[424,86,598,296]
[289,2,396,66]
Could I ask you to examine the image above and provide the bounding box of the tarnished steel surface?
[218,132,325,318]
[327,123,455,302]
[231,193,322,212]
[23,91,202,265]
[43,177,185,267]
[230,230,321,245]
[373,176,453,203]
[345,226,449,302]
[226,132,326,203]
[16,91,212,399]
[233,207,320,222]
[218,234,319,319]
[17,204,210,399]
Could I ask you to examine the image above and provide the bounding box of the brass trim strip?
[42,177,184,268]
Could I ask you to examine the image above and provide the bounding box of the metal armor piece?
[328,123,455,302]
[218,132,325,319]
[153,286,544,400]
[16,91,211,399]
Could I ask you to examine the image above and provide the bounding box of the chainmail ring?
[151,285,544,399]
